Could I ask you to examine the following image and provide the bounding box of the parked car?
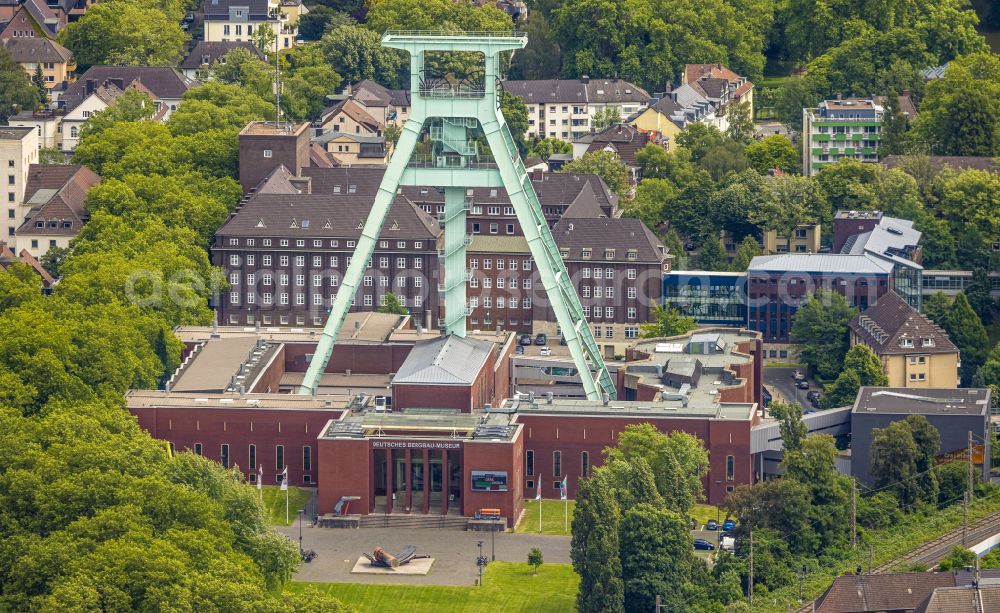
[793,370,806,382]
[796,380,810,390]
[540,346,551,357]
[722,519,736,531]
[762,386,772,408]
[705,519,719,531]
[515,345,524,355]
[806,390,820,401]
[534,333,548,345]
[720,536,735,551]
[693,539,715,551]
[519,334,533,346]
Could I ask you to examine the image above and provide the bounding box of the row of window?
[227,238,426,249]
[580,286,637,299]
[469,258,533,271]
[230,272,424,288]
[471,277,530,289]
[229,254,424,269]
[469,297,532,309]
[182,442,311,478]
[231,292,424,308]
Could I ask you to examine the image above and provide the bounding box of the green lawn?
[287,562,579,613]
[691,503,726,528]
[259,485,313,526]
[515,499,574,535]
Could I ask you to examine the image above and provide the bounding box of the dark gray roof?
[815,573,956,613]
[180,41,264,70]
[393,335,494,385]
[63,67,197,112]
[849,291,957,356]
[1,37,72,63]
[399,172,617,213]
[203,0,269,19]
[915,586,1000,613]
[851,387,991,416]
[215,182,440,240]
[503,78,649,105]
[551,217,665,263]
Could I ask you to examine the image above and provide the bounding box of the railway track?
[792,507,1000,612]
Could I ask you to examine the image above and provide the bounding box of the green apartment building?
[802,99,883,176]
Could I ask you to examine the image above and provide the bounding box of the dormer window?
[900,338,914,348]
[35,220,44,227]
[604,249,615,260]
[921,338,934,347]
[581,249,591,259]
[627,249,638,260]
[560,249,569,258]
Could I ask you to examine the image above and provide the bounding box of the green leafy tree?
[527,547,544,575]
[773,78,820,132]
[281,64,342,121]
[166,82,274,136]
[604,424,709,515]
[825,344,888,406]
[509,12,562,79]
[745,135,799,175]
[695,234,727,271]
[699,139,748,181]
[60,2,186,70]
[619,504,694,612]
[768,400,807,452]
[676,123,725,163]
[320,25,406,88]
[639,304,697,340]
[623,178,674,231]
[210,48,275,100]
[790,289,857,380]
[39,246,69,278]
[592,106,622,132]
[912,54,1000,156]
[730,235,762,272]
[596,458,663,512]
[0,48,38,120]
[781,435,851,548]
[879,89,910,157]
[936,461,968,506]
[384,123,402,147]
[724,101,754,144]
[822,369,863,409]
[298,6,354,41]
[31,65,48,104]
[499,91,530,155]
[708,169,769,241]
[558,150,630,197]
[941,292,990,385]
[938,546,977,571]
[571,476,625,613]
[526,137,572,160]
[870,415,940,509]
[922,291,951,326]
[377,292,409,315]
[79,90,157,140]
[251,23,277,60]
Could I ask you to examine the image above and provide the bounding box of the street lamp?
[476,540,488,586]
[298,509,304,556]
[491,515,499,561]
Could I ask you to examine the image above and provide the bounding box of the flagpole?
[564,498,568,534]
[539,498,542,533]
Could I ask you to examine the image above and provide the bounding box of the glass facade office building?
[664,272,747,325]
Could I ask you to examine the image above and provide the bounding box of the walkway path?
[276,525,571,586]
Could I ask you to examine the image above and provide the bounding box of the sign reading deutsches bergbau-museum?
[371,440,462,450]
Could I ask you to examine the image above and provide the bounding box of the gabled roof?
[393,335,494,386]
[551,217,665,263]
[684,63,744,85]
[22,0,63,37]
[585,123,649,167]
[849,290,957,355]
[319,98,383,132]
[63,67,197,112]
[16,164,100,236]
[916,585,1000,613]
[0,241,55,287]
[560,181,606,219]
[351,79,392,107]
[1,37,72,63]
[180,41,264,70]
[815,573,956,613]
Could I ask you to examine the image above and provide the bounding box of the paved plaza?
[276,525,572,586]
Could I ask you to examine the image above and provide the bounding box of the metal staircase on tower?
[298,30,615,401]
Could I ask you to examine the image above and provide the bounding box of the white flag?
[257,465,263,491]
[279,466,288,491]
[535,480,542,500]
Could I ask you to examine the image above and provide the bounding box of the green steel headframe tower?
[298,30,616,400]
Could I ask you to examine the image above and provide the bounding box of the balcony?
[419,68,485,99]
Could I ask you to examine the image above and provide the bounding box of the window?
[364,276,372,287]
[364,294,373,306]
[280,293,288,304]
[276,445,284,471]
[497,259,505,270]
[229,254,239,266]
[581,452,590,478]
[221,444,230,469]
[483,259,492,270]
[553,451,562,477]
[506,224,515,234]
[263,292,272,304]
[523,279,531,289]
[193,443,202,456]
[726,455,735,481]
[605,307,614,318]
[263,150,272,158]
[280,255,289,266]
[625,326,638,339]
[303,446,312,471]
[627,287,636,299]
[313,294,323,305]
[523,298,531,309]
[313,274,322,287]
[627,307,636,319]
[582,286,590,298]
[582,268,591,279]
[230,291,239,304]
[296,274,305,286]
[397,276,406,287]
[246,292,255,304]
[279,274,288,286]
[248,444,256,470]
[296,294,305,305]
[605,326,614,338]
[606,286,614,299]
[496,278,505,289]
[397,257,406,268]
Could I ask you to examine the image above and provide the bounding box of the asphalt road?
[763,366,817,408]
